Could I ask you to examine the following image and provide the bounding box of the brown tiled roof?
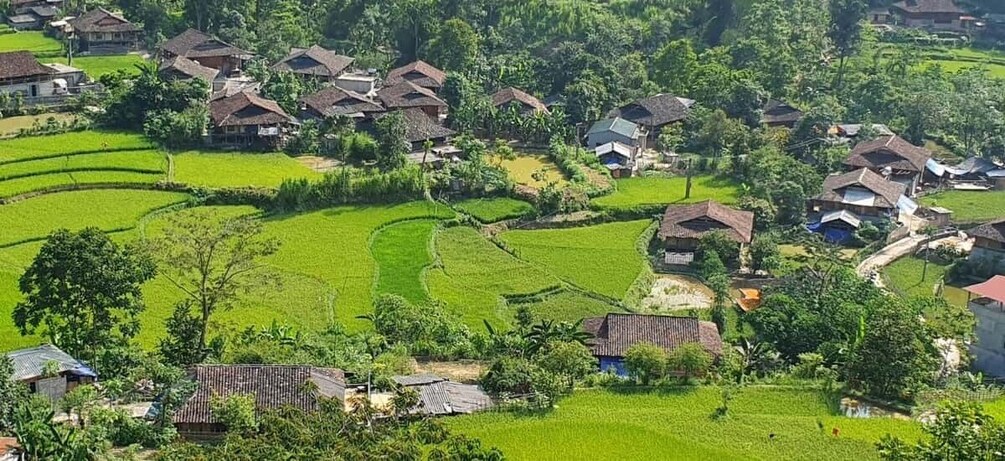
[608,94,692,128]
[300,86,384,118]
[159,56,218,83]
[0,51,53,80]
[375,108,455,143]
[658,200,754,243]
[272,45,354,78]
[583,313,723,358]
[68,8,139,33]
[210,91,293,127]
[491,87,548,114]
[161,28,252,60]
[892,0,963,14]
[378,81,447,110]
[971,219,1005,244]
[816,168,907,209]
[385,60,446,89]
[845,135,931,173]
[173,365,346,425]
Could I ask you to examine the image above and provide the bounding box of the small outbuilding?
[594,141,636,178]
[6,344,96,401]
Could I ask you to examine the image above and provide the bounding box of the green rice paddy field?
[0,32,146,77]
[920,190,1005,225]
[450,387,923,461]
[592,175,742,210]
[0,132,319,198]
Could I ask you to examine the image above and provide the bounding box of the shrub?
[210,393,258,436]
[624,343,668,385]
[668,343,713,381]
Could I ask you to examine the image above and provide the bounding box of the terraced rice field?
[592,176,742,210]
[171,151,321,188]
[454,197,534,223]
[427,226,560,327]
[500,220,653,300]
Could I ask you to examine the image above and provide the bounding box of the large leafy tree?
[827,0,868,88]
[375,111,411,171]
[878,401,1005,460]
[0,355,26,432]
[13,228,155,366]
[149,211,280,361]
[845,298,939,401]
[426,18,481,74]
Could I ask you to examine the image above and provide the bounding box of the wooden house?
[160,29,253,76]
[271,45,354,83]
[658,200,754,265]
[843,135,933,195]
[761,99,803,128]
[67,8,141,54]
[607,93,693,143]
[969,219,1005,272]
[377,81,447,119]
[299,86,384,122]
[209,91,296,148]
[491,87,549,115]
[385,60,445,92]
[891,0,965,30]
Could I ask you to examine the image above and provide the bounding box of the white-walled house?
[0,51,66,99]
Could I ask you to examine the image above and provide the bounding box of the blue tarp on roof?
[807,221,854,244]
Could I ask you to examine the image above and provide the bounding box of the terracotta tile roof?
[845,135,931,173]
[375,108,455,143]
[161,28,252,60]
[608,94,693,128]
[385,60,446,89]
[300,86,384,118]
[272,45,354,78]
[68,8,139,33]
[173,365,346,425]
[970,218,1005,244]
[658,200,755,243]
[815,168,907,209]
[892,0,963,14]
[583,313,723,358]
[159,55,218,83]
[0,51,53,80]
[491,87,548,114]
[378,81,447,110]
[209,91,293,127]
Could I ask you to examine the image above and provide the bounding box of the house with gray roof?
[844,135,933,195]
[5,344,95,400]
[390,374,493,415]
[608,94,693,143]
[891,0,966,31]
[67,8,141,54]
[586,117,645,150]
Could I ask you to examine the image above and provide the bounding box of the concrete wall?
[0,80,57,98]
[970,301,1005,378]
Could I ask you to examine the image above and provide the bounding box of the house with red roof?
[965,276,1005,377]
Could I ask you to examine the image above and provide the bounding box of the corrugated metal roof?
[392,374,493,415]
[821,210,862,228]
[587,117,640,139]
[5,344,90,382]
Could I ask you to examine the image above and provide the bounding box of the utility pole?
[685,158,693,200]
